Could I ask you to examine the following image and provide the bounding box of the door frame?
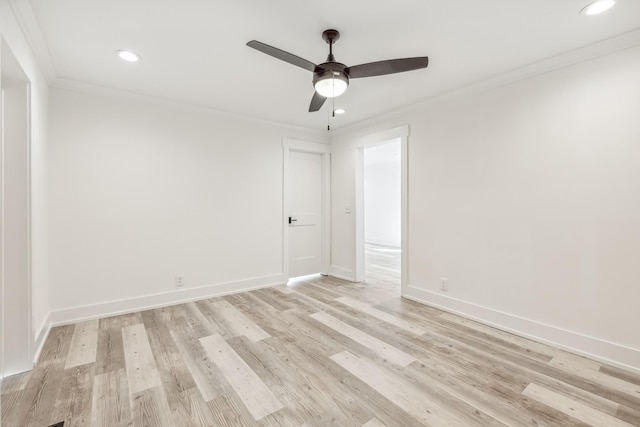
[1,38,34,378]
[282,139,331,279]
[352,125,409,294]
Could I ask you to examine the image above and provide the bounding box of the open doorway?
[363,140,401,288]
[353,125,408,295]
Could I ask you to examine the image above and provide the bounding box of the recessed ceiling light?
[334,108,346,115]
[116,50,141,62]
[581,0,616,15]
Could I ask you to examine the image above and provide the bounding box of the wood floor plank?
[64,319,100,369]
[209,298,270,341]
[250,288,297,311]
[616,404,640,426]
[312,279,396,306]
[4,262,640,427]
[537,375,623,417]
[121,323,162,394]
[5,360,67,427]
[95,316,126,375]
[330,350,454,426]
[437,312,559,360]
[406,360,552,426]
[523,383,637,427]
[601,365,640,387]
[0,370,30,394]
[362,418,386,427]
[310,311,416,367]
[141,309,198,415]
[91,369,131,427]
[183,301,218,335]
[549,353,603,371]
[52,364,95,427]
[200,333,284,420]
[336,296,428,335]
[38,325,75,363]
[170,387,218,427]
[130,386,173,427]
[274,284,294,294]
[549,355,640,398]
[277,335,422,427]
[170,328,225,402]
[377,301,555,365]
[208,394,259,427]
[227,334,367,426]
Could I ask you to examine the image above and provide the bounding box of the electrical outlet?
[440,277,448,291]
[176,275,184,287]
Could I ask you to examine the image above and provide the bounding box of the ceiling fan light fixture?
[116,50,141,62]
[581,0,615,15]
[314,71,349,98]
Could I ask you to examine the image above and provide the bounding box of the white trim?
[404,285,640,375]
[355,148,364,281]
[329,265,357,282]
[282,138,331,280]
[8,0,58,82]
[32,311,51,364]
[26,79,33,366]
[332,30,640,136]
[47,273,286,328]
[0,45,4,381]
[352,126,409,293]
[347,125,409,148]
[0,41,34,376]
[53,79,329,138]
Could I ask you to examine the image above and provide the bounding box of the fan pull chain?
[327,97,337,131]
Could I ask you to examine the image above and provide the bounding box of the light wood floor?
[2,263,640,426]
[365,243,401,288]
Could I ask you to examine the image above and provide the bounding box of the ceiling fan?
[247,29,429,112]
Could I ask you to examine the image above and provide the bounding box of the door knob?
[289,217,298,224]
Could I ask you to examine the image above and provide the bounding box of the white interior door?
[288,151,323,277]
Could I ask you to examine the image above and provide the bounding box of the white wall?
[48,87,327,322]
[364,141,401,247]
[331,44,640,372]
[0,1,50,367]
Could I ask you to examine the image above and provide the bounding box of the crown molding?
[8,0,58,82]
[332,27,640,136]
[51,78,330,139]
[11,0,640,135]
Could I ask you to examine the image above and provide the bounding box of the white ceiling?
[20,0,640,131]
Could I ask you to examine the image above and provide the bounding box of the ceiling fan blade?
[309,92,327,112]
[246,40,317,72]
[346,57,429,79]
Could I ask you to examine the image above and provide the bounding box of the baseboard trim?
[404,285,640,375]
[33,312,52,365]
[47,273,287,328]
[329,265,358,282]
